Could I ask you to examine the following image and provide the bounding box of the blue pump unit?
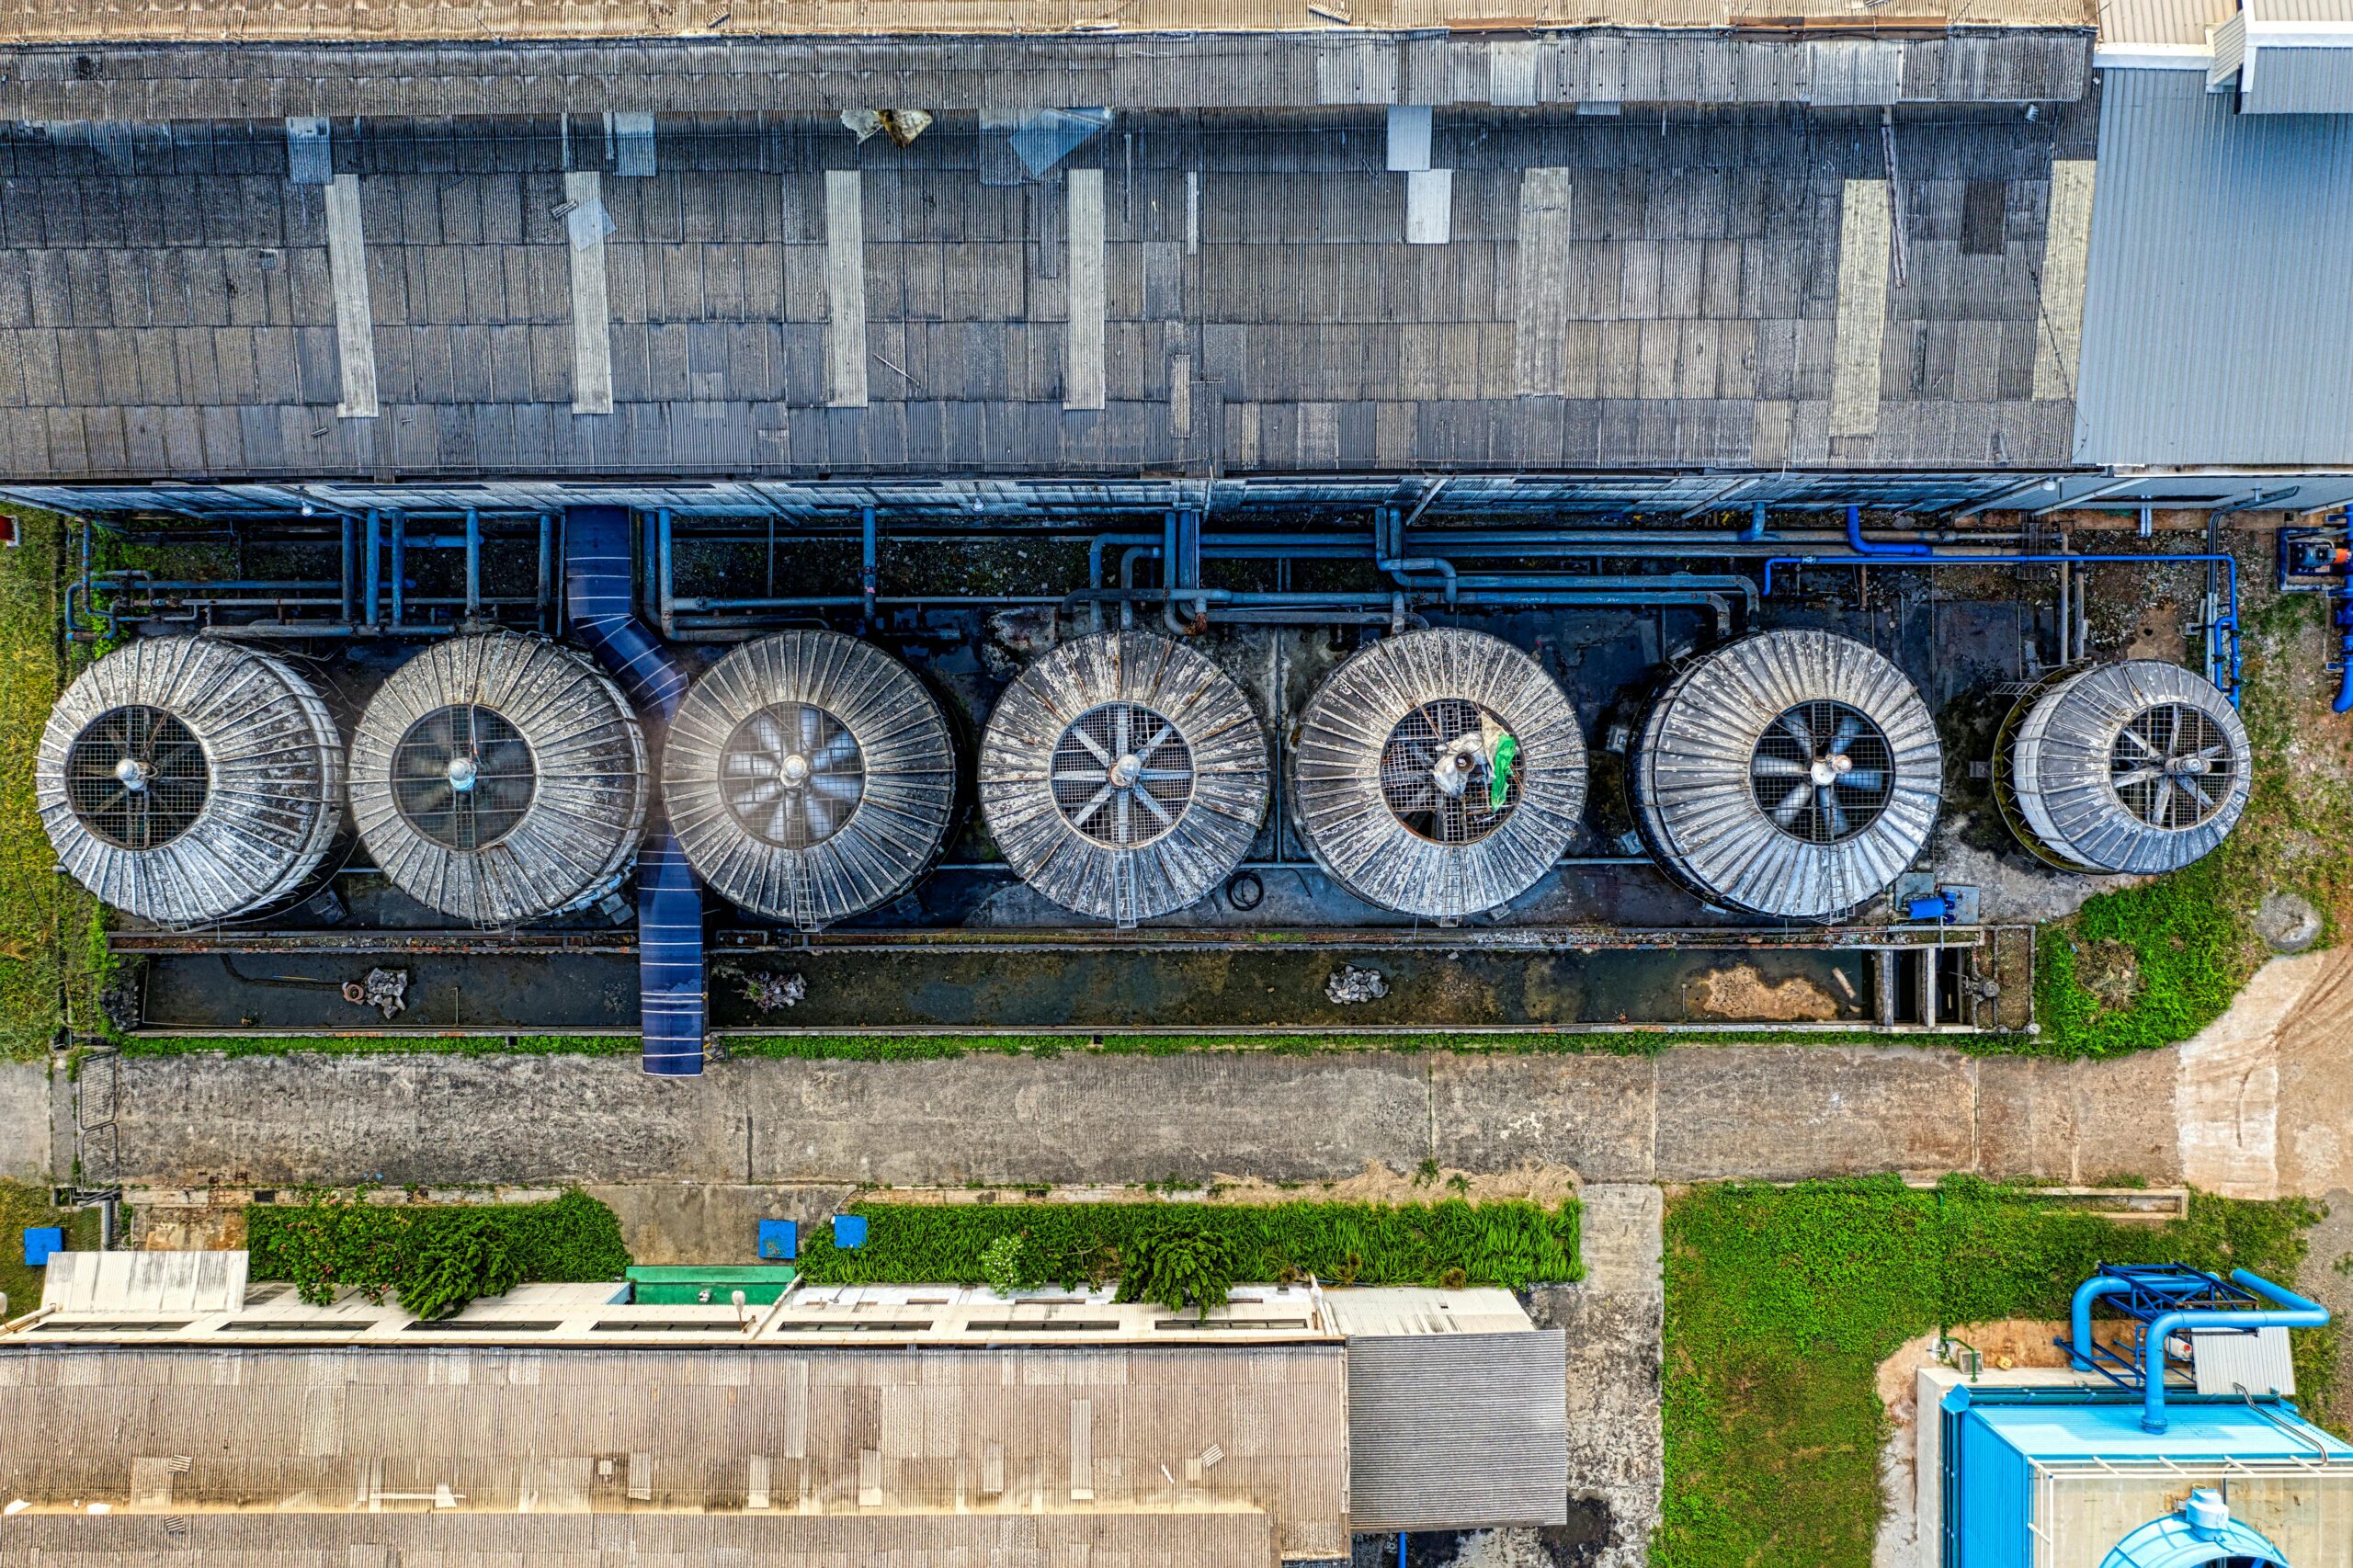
[2275,510,2353,713]
[563,506,706,1078]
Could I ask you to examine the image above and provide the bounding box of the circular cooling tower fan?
[980,631,1268,925]
[350,633,649,925]
[663,631,959,928]
[36,637,344,926]
[1998,659,2251,874]
[1293,627,1588,918]
[1634,629,1942,920]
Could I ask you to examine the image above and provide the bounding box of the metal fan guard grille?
[1748,699,1895,846]
[2109,704,2234,830]
[391,703,537,850]
[1050,701,1195,847]
[64,705,209,849]
[1378,699,1524,846]
[721,701,868,849]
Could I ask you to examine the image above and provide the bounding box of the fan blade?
[2116,726,2156,756]
[1135,767,1190,782]
[1135,723,1176,762]
[2148,778,2175,826]
[2110,766,2159,789]
[1068,724,1113,766]
[1836,768,1885,793]
[1829,713,1860,755]
[2188,744,2227,765]
[1115,788,1131,842]
[1750,756,1807,778]
[806,775,860,803]
[729,778,784,809]
[1051,769,1112,784]
[1823,795,1850,839]
[1772,783,1814,826]
[1072,784,1115,826]
[2156,706,2178,756]
[2177,775,2215,812]
[1133,786,1173,825]
[813,733,860,770]
[1114,705,1131,758]
[1780,713,1816,752]
[797,704,820,753]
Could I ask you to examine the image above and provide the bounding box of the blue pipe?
[565,506,703,1079]
[2139,1270,2329,1432]
[1376,507,1459,606]
[861,506,879,622]
[463,508,481,619]
[362,509,381,629]
[1766,551,2243,705]
[1845,504,1932,559]
[2067,1275,2136,1372]
[389,513,407,628]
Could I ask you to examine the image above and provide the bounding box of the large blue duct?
[563,506,705,1077]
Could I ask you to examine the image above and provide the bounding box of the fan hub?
[1108,753,1143,789]
[391,703,537,852]
[1049,701,1194,848]
[780,753,813,788]
[446,756,478,792]
[721,702,866,849]
[1380,699,1521,845]
[1748,700,1894,846]
[114,756,152,790]
[64,704,210,850]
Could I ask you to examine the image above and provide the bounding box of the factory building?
[0,1253,1567,1565]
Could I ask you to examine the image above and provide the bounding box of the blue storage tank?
[1941,1389,2353,1568]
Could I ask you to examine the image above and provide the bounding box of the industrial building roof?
[1967,1399,2353,1461]
[2074,67,2353,466]
[0,95,2096,484]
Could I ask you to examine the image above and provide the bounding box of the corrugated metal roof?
[2097,0,2229,50]
[2075,68,2353,465]
[1347,1330,1568,1533]
[2245,43,2353,111]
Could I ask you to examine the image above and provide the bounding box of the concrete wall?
[0,1060,49,1184]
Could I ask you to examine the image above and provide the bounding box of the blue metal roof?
[2076,69,2353,465]
[1966,1399,2353,1463]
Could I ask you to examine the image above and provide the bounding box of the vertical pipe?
[463,507,482,620]
[537,513,553,631]
[389,512,407,628]
[339,513,355,623]
[861,506,879,624]
[656,508,676,641]
[362,508,381,629]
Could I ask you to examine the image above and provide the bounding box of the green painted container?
[624,1265,795,1305]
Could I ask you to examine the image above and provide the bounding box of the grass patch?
[0,1177,101,1321]
[1656,1176,2333,1568]
[246,1188,630,1314]
[794,1197,1583,1292]
[2031,564,2353,1056]
[0,509,108,1059]
[117,1033,642,1059]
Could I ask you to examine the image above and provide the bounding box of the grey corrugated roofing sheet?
[2243,44,2353,112]
[1347,1330,1569,1533]
[2074,68,2353,465]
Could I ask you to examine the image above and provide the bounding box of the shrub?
[794,1197,1582,1292]
[980,1234,1028,1297]
[248,1189,630,1317]
[1117,1224,1239,1317]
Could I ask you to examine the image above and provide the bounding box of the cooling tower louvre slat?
[662,631,957,929]
[980,631,1268,926]
[36,637,344,926]
[1633,629,1942,921]
[1293,628,1588,919]
[2001,660,2251,876]
[349,632,650,926]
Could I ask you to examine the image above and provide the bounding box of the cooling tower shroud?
[981,631,1268,926]
[1293,627,1588,919]
[350,632,650,925]
[1998,659,2251,875]
[37,637,344,926]
[663,631,958,928]
[1634,629,1942,921]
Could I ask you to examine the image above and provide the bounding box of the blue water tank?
[1943,1392,2352,1568]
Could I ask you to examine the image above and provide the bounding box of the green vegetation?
[0,1177,101,1321]
[1656,1177,2334,1568]
[2032,571,2353,1056]
[246,1189,630,1318]
[1116,1224,1241,1317]
[0,509,108,1058]
[792,1196,1582,1293]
